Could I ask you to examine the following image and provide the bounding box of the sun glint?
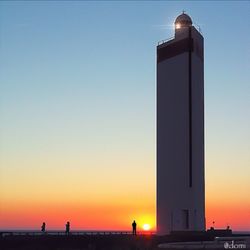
[175,23,181,29]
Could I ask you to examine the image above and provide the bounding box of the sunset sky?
[0,1,249,231]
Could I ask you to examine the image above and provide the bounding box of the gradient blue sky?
[0,1,250,230]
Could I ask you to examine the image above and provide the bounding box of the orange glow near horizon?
[0,147,249,232]
[205,202,250,231]
[0,198,156,231]
[1,167,250,231]
[1,197,250,231]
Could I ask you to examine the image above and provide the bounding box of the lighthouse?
[156,13,205,235]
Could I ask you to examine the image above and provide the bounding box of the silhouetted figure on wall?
[65,221,70,235]
[132,220,137,235]
[41,222,46,233]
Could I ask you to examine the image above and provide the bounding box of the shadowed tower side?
[156,13,205,235]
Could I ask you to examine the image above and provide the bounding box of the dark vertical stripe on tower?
[188,27,193,188]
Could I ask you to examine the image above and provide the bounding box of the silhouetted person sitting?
[65,221,70,235]
[132,220,137,235]
[41,222,46,233]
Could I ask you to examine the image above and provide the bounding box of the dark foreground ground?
[1,232,250,250]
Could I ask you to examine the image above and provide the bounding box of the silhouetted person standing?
[41,222,46,233]
[65,221,70,235]
[132,220,137,235]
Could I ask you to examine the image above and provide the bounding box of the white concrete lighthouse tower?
[157,13,205,235]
